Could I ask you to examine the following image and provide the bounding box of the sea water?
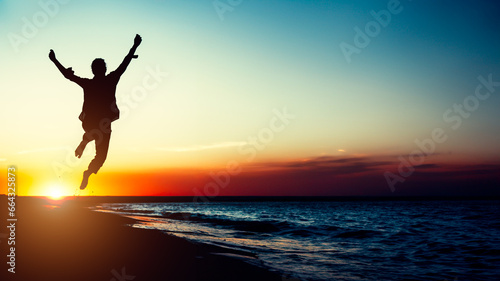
[97,200,500,281]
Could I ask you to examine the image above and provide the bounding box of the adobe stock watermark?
[340,0,411,64]
[51,65,169,181]
[7,0,72,53]
[385,74,500,192]
[191,107,295,202]
[115,65,170,120]
[213,0,243,21]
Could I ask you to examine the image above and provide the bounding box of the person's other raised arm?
[114,34,142,77]
[49,49,84,85]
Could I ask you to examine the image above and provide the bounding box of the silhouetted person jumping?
[49,34,142,190]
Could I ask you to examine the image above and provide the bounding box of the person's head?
[91,58,106,76]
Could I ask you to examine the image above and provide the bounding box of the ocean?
[96,200,500,281]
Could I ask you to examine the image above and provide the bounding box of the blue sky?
[1,0,500,195]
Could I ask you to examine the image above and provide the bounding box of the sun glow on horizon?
[46,184,70,200]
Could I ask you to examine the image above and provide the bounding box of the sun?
[47,184,67,200]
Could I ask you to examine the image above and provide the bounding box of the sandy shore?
[0,196,282,281]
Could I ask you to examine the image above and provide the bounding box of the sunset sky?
[1,0,499,197]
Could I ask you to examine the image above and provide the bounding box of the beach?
[2,196,499,281]
[0,196,282,281]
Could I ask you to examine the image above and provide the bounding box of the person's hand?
[49,49,56,61]
[134,34,142,47]
[64,67,74,76]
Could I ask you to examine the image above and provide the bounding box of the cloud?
[413,164,500,178]
[414,164,440,169]
[156,141,247,152]
[229,156,500,196]
[245,156,391,176]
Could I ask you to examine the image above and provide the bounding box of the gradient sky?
[1,0,499,197]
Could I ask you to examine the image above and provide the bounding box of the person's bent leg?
[75,134,92,158]
[80,129,111,190]
[76,120,99,158]
[88,129,111,174]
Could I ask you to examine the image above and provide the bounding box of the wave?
[117,209,155,214]
[334,229,381,239]
[160,211,291,233]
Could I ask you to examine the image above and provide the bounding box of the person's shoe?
[80,170,91,190]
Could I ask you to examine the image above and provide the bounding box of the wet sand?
[0,196,282,281]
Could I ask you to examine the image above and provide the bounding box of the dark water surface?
[98,200,500,280]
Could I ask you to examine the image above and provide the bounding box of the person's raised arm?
[49,49,76,79]
[49,49,85,86]
[114,34,142,77]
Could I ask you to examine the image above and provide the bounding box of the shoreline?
[0,197,282,281]
[13,195,500,202]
